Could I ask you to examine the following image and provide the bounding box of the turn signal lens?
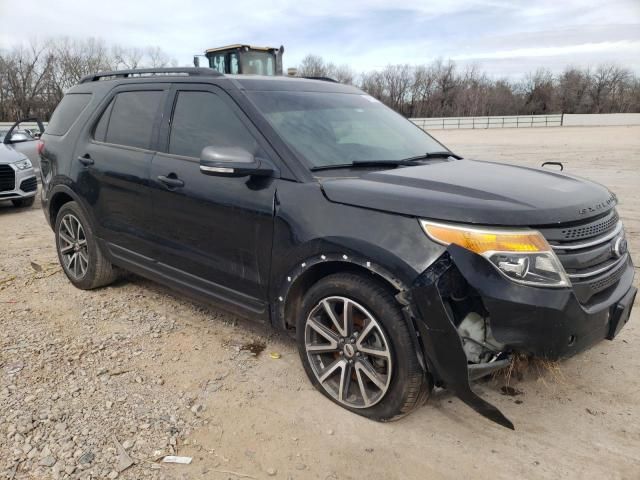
[420,221,551,254]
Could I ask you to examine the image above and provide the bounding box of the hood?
[0,143,28,165]
[320,159,616,226]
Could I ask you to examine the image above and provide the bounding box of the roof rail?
[79,67,223,84]
[301,76,339,83]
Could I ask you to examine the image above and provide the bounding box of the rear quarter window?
[46,93,92,136]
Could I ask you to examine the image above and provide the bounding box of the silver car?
[0,120,41,208]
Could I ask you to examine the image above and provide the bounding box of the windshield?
[240,52,275,76]
[0,130,6,142]
[247,91,446,168]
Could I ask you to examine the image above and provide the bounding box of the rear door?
[78,85,168,261]
[149,84,278,316]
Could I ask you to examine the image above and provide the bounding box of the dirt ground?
[1,126,639,480]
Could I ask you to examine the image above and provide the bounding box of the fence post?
[561,113,564,126]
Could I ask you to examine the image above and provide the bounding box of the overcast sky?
[1,0,639,77]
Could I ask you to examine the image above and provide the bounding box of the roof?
[228,75,361,94]
[205,44,278,54]
[70,68,362,95]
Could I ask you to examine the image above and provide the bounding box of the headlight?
[13,159,32,170]
[420,220,570,288]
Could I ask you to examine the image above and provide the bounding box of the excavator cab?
[194,44,284,76]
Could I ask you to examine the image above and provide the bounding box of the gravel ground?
[1,125,639,480]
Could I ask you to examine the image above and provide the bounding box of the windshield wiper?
[310,152,461,171]
[311,160,414,171]
[399,151,462,162]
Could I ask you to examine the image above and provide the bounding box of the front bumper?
[0,164,37,200]
[448,245,636,360]
[409,244,636,429]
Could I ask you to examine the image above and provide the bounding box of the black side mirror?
[199,146,275,177]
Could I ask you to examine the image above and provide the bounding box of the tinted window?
[169,91,258,158]
[248,91,445,168]
[93,99,114,142]
[46,93,92,136]
[105,91,163,149]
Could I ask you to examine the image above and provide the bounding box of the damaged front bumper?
[409,244,636,429]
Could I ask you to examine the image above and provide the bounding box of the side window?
[210,53,226,74]
[230,53,240,74]
[105,91,163,149]
[168,91,258,158]
[46,93,92,136]
[93,99,114,142]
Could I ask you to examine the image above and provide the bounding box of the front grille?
[0,164,15,192]
[20,176,37,192]
[539,210,628,303]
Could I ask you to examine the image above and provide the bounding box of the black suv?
[40,68,635,428]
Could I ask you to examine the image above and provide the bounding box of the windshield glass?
[240,52,275,76]
[247,91,445,168]
[0,130,6,142]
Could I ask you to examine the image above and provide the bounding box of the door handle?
[78,154,94,166]
[157,174,184,188]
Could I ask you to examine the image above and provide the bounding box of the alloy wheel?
[58,213,89,279]
[304,296,392,408]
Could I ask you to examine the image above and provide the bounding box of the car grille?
[20,176,38,192]
[539,209,629,303]
[0,164,15,192]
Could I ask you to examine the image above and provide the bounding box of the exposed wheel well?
[49,192,74,226]
[283,261,401,330]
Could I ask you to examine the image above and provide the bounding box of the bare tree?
[0,38,176,121]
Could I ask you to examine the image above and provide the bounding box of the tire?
[12,196,35,208]
[297,272,431,421]
[55,201,118,290]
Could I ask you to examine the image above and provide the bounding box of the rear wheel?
[12,196,35,208]
[297,273,431,421]
[55,201,118,289]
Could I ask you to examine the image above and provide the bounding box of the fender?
[410,249,514,430]
[44,181,96,231]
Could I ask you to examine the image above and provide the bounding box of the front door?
[150,85,278,316]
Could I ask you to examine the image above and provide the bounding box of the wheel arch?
[274,253,412,331]
[47,185,94,231]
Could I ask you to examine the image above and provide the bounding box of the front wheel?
[297,273,431,421]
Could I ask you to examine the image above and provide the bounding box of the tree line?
[297,54,640,117]
[0,38,175,122]
[1,39,639,122]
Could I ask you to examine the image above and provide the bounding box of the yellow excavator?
[194,44,285,76]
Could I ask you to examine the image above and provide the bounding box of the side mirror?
[193,56,200,68]
[199,146,275,177]
[9,133,30,143]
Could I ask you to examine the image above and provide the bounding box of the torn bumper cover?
[410,244,636,430]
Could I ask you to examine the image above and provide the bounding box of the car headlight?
[13,159,32,170]
[420,220,570,288]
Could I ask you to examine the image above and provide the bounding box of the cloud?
[2,0,639,76]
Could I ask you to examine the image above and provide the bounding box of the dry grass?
[496,353,567,388]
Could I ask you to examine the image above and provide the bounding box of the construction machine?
[194,44,284,76]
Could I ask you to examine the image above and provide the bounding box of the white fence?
[411,114,563,130]
[411,113,640,130]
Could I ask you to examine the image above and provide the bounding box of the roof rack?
[79,67,223,84]
[302,76,339,83]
